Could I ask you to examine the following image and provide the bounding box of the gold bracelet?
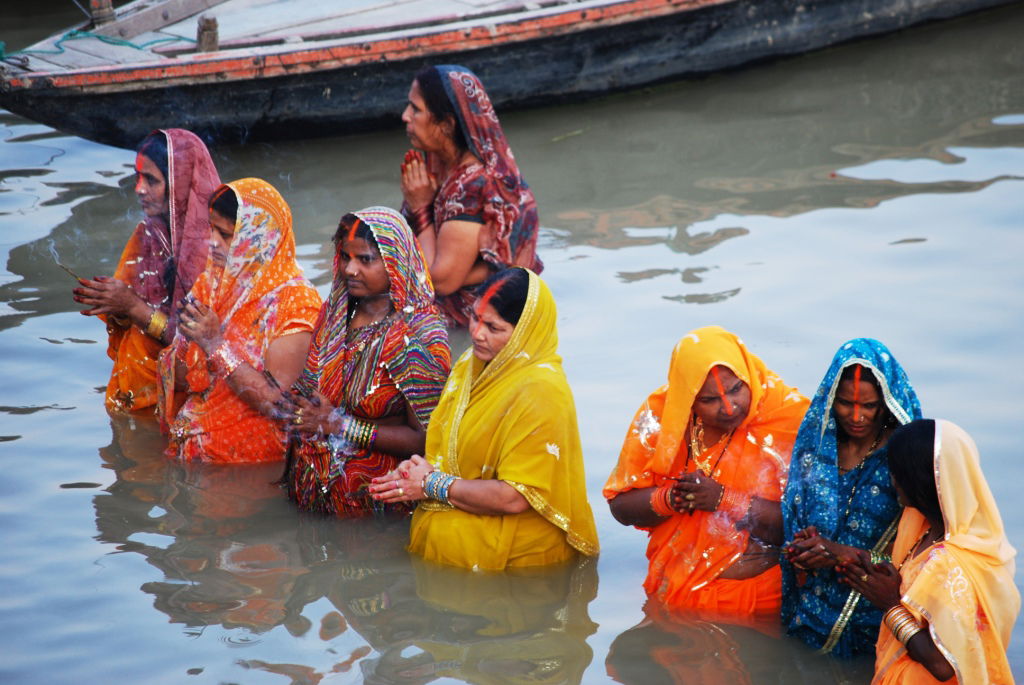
[146,309,168,339]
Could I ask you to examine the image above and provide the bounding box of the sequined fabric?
[288,207,451,516]
[781,338,921,656]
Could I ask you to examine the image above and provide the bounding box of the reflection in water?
[93,416,598,683]
[606,601,873,685]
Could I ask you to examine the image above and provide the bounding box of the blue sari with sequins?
[781,338,921,657]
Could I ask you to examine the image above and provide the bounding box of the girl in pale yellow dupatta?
[839,419,1018,684]
[370,267,599,570]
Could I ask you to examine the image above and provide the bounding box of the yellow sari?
[408,270,599,570]
[874,420,1018,684]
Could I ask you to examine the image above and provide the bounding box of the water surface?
[2,4,1023,683]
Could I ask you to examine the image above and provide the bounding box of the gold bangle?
[146,309,168,339]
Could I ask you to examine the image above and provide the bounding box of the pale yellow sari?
[408,270,599,570]
[874,420,1019,684]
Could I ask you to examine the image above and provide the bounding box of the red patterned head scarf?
[128,129,219,322]
[434,65,542,272]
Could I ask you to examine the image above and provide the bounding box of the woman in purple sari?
[400,64,542,327]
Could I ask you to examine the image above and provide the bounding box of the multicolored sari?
[873,421,1018,684]
[781,339,922,656]
[604,326,809,617]
[105,129,219,412]
[158,178,321,463]
[404,65,542,327]
[288,207,451,516]
[408,270,599,570]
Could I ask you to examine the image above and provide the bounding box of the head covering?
[128,128,220,318]
[781,338,922,656]
[409,269,599,569]
[158,178,322,462]
[875,420,1018,684]
[295,207,449,426]
[432,65,542,272]
[105,128,220,412]
[604,326,809,608]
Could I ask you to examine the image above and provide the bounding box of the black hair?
[136,130,168,182]
[414,66,468,152]
[886,419,942,523]
[475,267,529,326]
[208,185,238,225]
[333,213,379,251]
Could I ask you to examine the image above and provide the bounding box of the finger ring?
[859,574,869,582]
[685,493,695,501]
[817,544,827,552]
[295,407,304,417]
[688,502,694,511]
[397,488,404,496]
[186,321,197,328]
[294,416,303,425]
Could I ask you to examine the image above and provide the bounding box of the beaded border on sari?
[507,481,599,557]
[817,515,900,654]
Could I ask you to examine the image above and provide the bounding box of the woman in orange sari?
[604,326,809,620]
[74,129,219,412]
[158,178,321,462]
[839,419,1018,684]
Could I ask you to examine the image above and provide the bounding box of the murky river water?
[2,3,1023,683]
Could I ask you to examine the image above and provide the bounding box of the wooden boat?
[0,0,1014,148]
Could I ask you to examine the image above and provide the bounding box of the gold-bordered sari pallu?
[408,269,599,570]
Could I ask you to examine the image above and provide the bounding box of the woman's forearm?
[907,628,955,681]
[608,487,667,528]
[446,478,529,515]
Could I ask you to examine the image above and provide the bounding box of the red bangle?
[413,206,432,234]
[650,483,675,517]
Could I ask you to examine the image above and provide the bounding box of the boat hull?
[0,0,1014,148]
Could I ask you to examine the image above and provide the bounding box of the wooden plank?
[93,0,229,40]
[60,40,163,65]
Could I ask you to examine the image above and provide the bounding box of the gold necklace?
[838,428,883,475]
[688,415,735,477]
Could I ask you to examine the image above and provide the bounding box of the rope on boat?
[2,30,195,59]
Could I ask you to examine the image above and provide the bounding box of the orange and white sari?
[873,421,1018,684]
[158,178,321,463]
[604,326,808,618]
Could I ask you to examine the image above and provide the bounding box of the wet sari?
[403,65,542,327]
[288,207,451,516]
[158,178,321,463]
[604,326,809,616]
[781,339,922,656]
[105,129,219,412]
[873,421,1018,684]
[408,270,599,570]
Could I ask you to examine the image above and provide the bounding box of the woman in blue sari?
[781,339,921,657]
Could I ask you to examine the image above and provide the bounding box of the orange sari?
[158,178,321,463]
[873,421,1018,684]
[105,129,219,412]
[604,326,808,616]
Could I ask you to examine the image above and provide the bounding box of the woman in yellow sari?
[369,267,599,570]
[604,326,809,621]
[838,419,1018,684]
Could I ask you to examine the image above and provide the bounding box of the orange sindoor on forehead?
[853,365,862,422]
[346,217,363,244]
[711,366,733,416]
[472,277,508,336]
